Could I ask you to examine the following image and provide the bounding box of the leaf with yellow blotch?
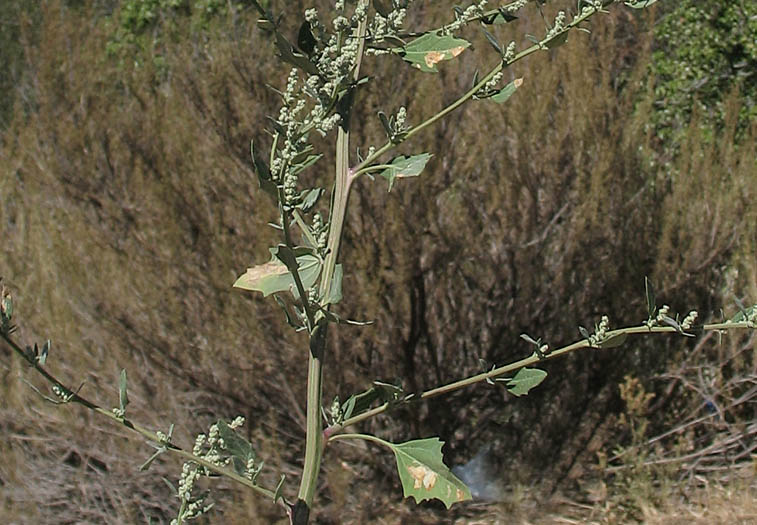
[395,32,470,73]
[390,438,471,509]
[233,249,321,298]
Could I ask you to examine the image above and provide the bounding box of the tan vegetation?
[1,1,755,523]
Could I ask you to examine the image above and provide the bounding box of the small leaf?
[251,140,277,199]
[39,339,50,366]
[482,9,518,24]
[391,438,471,509]
[275,32,319,74]
[373,0,391,17]
[378,111,393,139]
[661,315,682,333]
[506,368,547,396]
[217,420,257,476]
[395,32,470,73]
[578,325,591,340]
[625,0,659,8]
[482,28,502,55]
[543,30,569,49]
[491,78,523,104]
[379,153,432,191]
[119,369,129,413]
[730,304,756,323]
[273,474,286,503]
[645,276,656,319]
[297,21,317,55]
[597,333,628,349]
[326,264,343,305]
[296,187,324,213]
[519,333,538,346]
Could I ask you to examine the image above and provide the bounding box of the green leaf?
[251,140,277,200]
[506,368,547,396]
[296,187,324,213]
[625,0,659,8]
[379,153,432,191]
[482,28,502,55]
[597,333,628,349]
[543,30,569,49]
[39,339,50,366]
[491,78,523,104]
[217,420,257,476]
[730,304,756,323]
[395,32,470,73]
[481,10,518,24]
[391,438,471,509]
[645,276,656,320]
[274,32,319,74]
[234,249,322,298]
[373,0,391,17]
[119,369,129,413]
[326,264,343,305]
[297,21,317,55]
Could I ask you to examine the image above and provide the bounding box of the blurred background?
[1,1,755,523]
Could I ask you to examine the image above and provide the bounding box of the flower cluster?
[172,416,251,524]
[366,1,413,54]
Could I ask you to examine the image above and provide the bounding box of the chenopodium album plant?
[2,0,756,523]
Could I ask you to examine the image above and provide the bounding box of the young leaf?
[625,0,659,8]
[39,339,50,366]
[297,21,317,55]
[506,368,547,396]
[730,304,756,323]
[491,78,523,104]
[645,276,656,319]
[578,325,591,340]
[296,187,324,213]
[543,30,569,50]
[482,28,502,56]
[390,438,471,509]
[119,369,129,413]
[217,420,257,476]
[379,153,432,191]
[597,333,628,349]
[251,140,277,199]
[481,10,518,24]
[234,249,321,298]
[395,32,470,73]
[326,264,343,305]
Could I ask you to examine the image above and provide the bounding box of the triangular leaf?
[506,367,547,396]
[391,438,472,509]
[217,420,256,476]
[379,153,432,191]
[234,249,321,298]
[491,78,523,104]
[119,369,129,413]
[543,30,569,49]
[395,32,470,73]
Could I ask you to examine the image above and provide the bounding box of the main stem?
[295,4,367,521]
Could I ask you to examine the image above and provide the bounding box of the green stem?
[296,2,369,517]
[0,332,283,505]
[353,3,607,174]
[328,320,756,433]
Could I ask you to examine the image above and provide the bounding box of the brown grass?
[1,1,755,523]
